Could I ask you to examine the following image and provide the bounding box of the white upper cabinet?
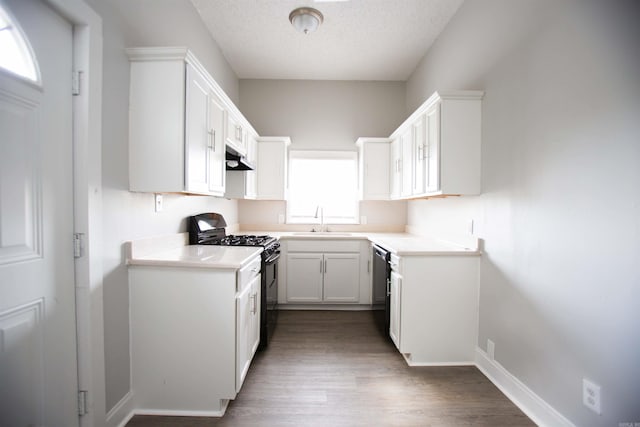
[356,138,391,200]
[411,114,426,195]
[127,47,257,197]
[390,138,402,199]
[400,127,413,199]
[183,64,226,195]
[256,137,290,200]
[389,91,483,199]
[208,89,226,195]
[226,112,247,157]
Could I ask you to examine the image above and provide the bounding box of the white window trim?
[0,4,41,84]
[286,150,360,225]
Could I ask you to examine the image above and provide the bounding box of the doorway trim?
[43,1,104,426]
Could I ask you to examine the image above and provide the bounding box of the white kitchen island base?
[129,247,261,416]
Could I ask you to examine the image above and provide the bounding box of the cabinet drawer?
[286,239,360,253]
[238,255,261,291]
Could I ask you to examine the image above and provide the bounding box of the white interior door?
[0,0,78,426]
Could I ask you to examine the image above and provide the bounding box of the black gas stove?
[188,213,279,257]
[188,213,279,349]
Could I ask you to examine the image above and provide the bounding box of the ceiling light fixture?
[289,7,323,35]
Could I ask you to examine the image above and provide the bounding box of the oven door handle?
[264,250,281,264]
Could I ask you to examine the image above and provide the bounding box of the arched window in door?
[0,4,39,82]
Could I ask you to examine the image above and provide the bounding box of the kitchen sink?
[291,232,353,236]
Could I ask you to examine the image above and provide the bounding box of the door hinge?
[72,70,83,96]
[78,390,88,415]
[73,233,84,258]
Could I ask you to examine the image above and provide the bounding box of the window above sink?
[286,150,359,225]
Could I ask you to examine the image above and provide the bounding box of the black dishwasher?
[372,244,391,339]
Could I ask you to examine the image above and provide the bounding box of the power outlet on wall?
[154,194,163,212]
[278,214,285,224]
[583,378,602,414]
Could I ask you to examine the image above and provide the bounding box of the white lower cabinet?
[389,270,402,349]
[323,253,361,302]
[286,253,324,302]
[286,252,360,303]
[282,239,369,305]
[387,253,479,365]
[129,254,261,414]
[235,266,261,392]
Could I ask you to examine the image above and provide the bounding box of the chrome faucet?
[314,205,324,232]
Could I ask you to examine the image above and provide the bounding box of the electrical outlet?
[468,219,475,235]
[154,194,163,212]
[583,378,601,414]
[487,339,495,360]
[278,214,285,224]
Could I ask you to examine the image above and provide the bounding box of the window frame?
[286,150,360,225]
[0,4,40,84]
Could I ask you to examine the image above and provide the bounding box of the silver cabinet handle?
[251,292,257,314]
[324,259,327,273]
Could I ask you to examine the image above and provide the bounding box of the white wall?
[83,0,240,414]
[241,79,406,148]
[239,79,408,230]
[109,0,239,103]
[406,0,640,425]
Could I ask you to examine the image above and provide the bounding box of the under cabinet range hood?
[225,149,255,171]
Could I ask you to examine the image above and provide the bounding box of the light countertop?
[127,244,262,269]
[241,231,480,256]
[126,231,479,270]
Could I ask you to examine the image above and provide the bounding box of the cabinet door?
[248,274,261,360]
[323,253,360,303]
[361,142,390,200]
[400,128,413,198]
[412,114,427,196]
[257,140,287,200]
[390,138,401,199]
[245,134,258,198]
[236,281,252,392]
[286,253,323,302]
[425,103,440,194]
[208,92,226,195]
[389,271,402,350]
[185,64,210,193]
[226,114,246,156]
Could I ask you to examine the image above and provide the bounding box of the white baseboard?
[278,304,372,311]
[403,352,476,367]
[105,391,135,427]
[133,403,228,418]
[475,347,575,427]
[106,391,227,425]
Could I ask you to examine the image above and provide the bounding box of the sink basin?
[292,232,353,236]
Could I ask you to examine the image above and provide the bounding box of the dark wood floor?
[127,310,534,426]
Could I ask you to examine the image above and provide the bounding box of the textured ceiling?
[190,0,464,81]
